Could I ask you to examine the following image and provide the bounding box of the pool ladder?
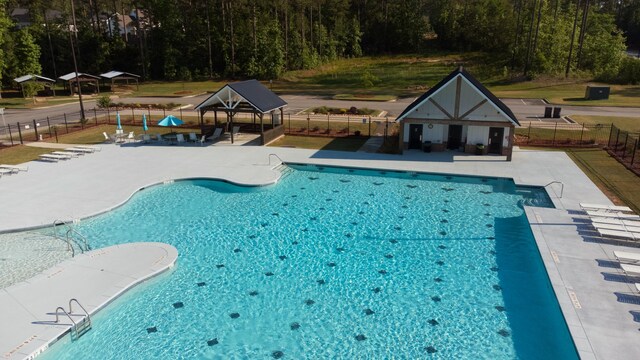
[52,220,90,257]
[269,154,294,181]
[544,181,564,198]
[54,298,92,340]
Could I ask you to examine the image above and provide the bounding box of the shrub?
[97,95,113,108]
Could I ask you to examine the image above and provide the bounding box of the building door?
[408,124,423,149]
[447,125,462,150]
[488,127,504,154]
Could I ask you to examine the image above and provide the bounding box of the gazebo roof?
[396,66,519,126]
[59,72,100,81]
[100,71,140,79]
[195,79,287,114]
[14,74,55,83]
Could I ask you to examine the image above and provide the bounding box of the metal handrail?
[545,181,564,198]
[69,298,90,319]
[54,306,77,325]
[52,219,66,239]
[66,228,90,253]
[268,153,285,167]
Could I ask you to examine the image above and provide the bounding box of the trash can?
[553,107,562,118]
[423,141,432,153]
[475,144,485,155]
[544,106,552,118]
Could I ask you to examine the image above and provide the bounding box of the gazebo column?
[260,113,264,134]
[229,112,234,144]
[214,110,218,127]
[199,109,205,135]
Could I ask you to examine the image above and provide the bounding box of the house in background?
[395,66,520,161]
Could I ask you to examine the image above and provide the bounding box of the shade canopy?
[157,115,184,127]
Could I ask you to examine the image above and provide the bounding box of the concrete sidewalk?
[0,242,177,360]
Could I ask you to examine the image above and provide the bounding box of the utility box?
[544,106,552,118]
[585,86,610,100]
[553,107,562,118]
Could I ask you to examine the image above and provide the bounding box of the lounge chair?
[207,128,222,141]
[0,164,27,173]
[127,131,136,143]
[142,134,151,143]
[614,251,640,264]
[598,228,640,241]
[103,132,112,143]
[39,154,70,162]
[636,283,640,293]
[188,133,198,142]
[232,126,240,136]
[51,151,77,158]
[65,147,93,154]
[590,217,640,227]
[586,210,640,220]
[0,168,13,177]
[74,146,100,152]
[199,135,206,146]
[176,133,186,144]
[621,263,640,276]
[581,203,633,213]
[155,134,164,142]
[593,221,640,233]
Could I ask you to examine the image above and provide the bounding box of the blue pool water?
[42,165,576,359]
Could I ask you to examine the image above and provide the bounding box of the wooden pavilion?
[100,71,141,91]
[195,80,287,144]
[13,74,56,97]
[59,72,101,95]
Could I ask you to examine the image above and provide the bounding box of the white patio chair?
[176,133,186,144]
[189,133,198,142]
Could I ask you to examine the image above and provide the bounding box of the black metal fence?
[608,125,640,175]
[514,122,612,147]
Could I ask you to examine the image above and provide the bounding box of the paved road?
[2,93,640,128]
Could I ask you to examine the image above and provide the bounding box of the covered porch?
[194,79,287,145]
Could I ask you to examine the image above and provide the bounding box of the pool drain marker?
[568,290,582,309]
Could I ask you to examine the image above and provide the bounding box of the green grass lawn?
[0,145,57,164]
[333,94,397,101]
[268,135,368,151]
[569,115,640,133]
[49,124,198,144]
[565,148,640,213]
[488,80,640,107]
[131,80,227,97]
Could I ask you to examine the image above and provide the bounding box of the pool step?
[273,164,294,182]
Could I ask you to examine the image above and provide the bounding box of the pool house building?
[396,67,520,160]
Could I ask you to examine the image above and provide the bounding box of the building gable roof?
[396,67,519,126]
[100,71,140,79]
[59,72,101,81]
[195,79,287,113]
[14,74,56,83]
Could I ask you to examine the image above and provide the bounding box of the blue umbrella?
[142,114,148,133]
[116,112,122,130]
[157,115,184,127]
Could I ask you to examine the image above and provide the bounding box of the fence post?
[527,122,531,144]
[326,113,330,134]
[630,139,638,168]
[288,113,291,134]
[347,116,350,136]
[607,124,615,148]
[552,121,557,146]
[17,122,23,144]
[131,108,135,124]
[622,133,629,159]
[148,106,151,122]
[54,126,58,143]
[33,119,39,141]
[47,117,52,137]
[180,107,183,119]
[163,108,166,117]
[579,123,585,145]
[94,108,98,126]
[64,113,69,133]
[307,116,310,136]
[107,106,110,124]
[614,126,621,152]
[7,124,14,145]
[368,116,371,137]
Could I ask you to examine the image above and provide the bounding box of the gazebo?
[13,74,56,97]
[59,72,101,95]
[195,80,287,144]
[100,71,141,91]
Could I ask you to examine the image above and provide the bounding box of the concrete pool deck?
[0,143,638,359]
[0,242,177,360]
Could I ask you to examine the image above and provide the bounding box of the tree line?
[0,0,639,88]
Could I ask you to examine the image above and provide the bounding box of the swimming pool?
[41,165,577,359]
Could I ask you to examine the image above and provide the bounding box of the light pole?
[69,0,86,121]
